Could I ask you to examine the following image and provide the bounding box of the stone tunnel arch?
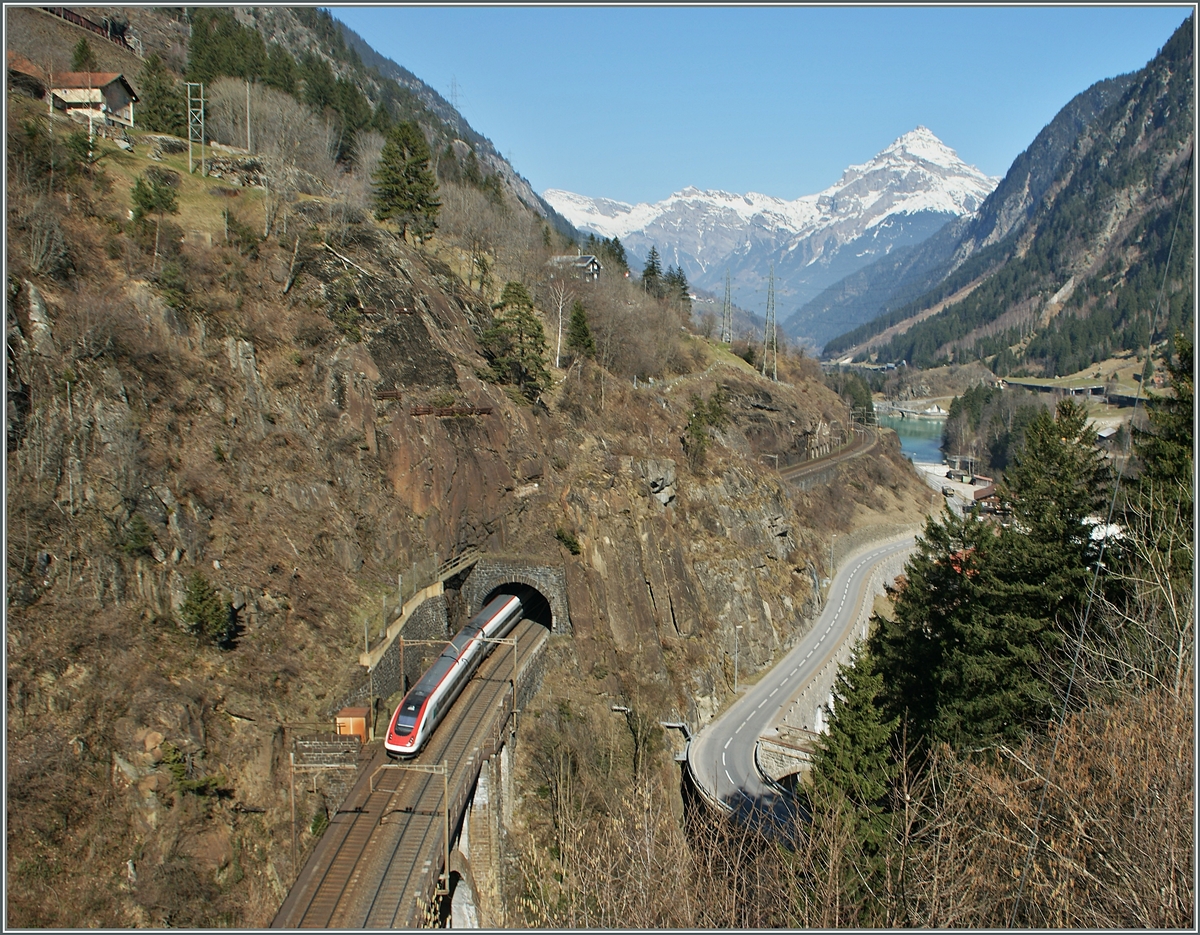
[460,558,570,634]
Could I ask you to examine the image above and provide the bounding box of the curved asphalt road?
[689,536,915,826]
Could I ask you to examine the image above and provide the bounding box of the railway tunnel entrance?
[460,557,570,634]
[480,582,553,630]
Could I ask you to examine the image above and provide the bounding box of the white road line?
[722,751,726,765]
[781,676,789,685]
[757,699,766,710]
[769,688,778,697]
[724,737,732,749]
[736,721,745,733]
[725,769,734,784]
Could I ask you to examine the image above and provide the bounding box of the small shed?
[335,706,372,744]
[49,70,138,127]
[548,254,603,282]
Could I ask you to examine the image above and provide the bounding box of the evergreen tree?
[606,236,629,273]
[642,246,663,297]
[299,51,336,111]
[180,571,232,645]
[263,42,297,94]
[371,99,393,134]
[1135,333,1193,493]
[870,508,1063,749]
[71,38,98,72]
[187,8,267,83]
[1000,399,1110,556]
[136,54,185,136]
[131,171,180,266]
[808,644,898,915]
[481,282,550,400]
[566,299,594,359]
[372,121,440,241]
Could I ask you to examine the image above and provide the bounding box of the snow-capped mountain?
[544,127,999,343]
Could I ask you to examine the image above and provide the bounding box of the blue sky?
[334,5,1192,205]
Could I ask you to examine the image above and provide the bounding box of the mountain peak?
[878,126,973,172]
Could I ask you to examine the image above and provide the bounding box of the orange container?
[335,707,371,744]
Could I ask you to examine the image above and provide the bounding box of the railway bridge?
[272,556,567,928]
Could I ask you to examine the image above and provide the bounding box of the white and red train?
[384,592,525,758]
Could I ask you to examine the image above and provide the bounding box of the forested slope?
[825,16,1193,374]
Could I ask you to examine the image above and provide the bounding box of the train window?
[395,713,417,733]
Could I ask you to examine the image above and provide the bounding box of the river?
[877,412,945,465]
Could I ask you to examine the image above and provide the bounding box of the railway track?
[273,619,547,928]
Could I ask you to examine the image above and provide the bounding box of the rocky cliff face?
[6,189,929,925]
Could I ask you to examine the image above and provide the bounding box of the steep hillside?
[803,72,1137,354]
[545,127,997,333]
[4,75,931,928]
[827,16,1193,372]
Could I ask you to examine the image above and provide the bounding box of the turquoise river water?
[877,412,946,465]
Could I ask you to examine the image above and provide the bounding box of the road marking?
[790,667,798,675]
[769,688,778,697]
[756,699,766,710]
[736,721,745,733]
[781,676,789,685]
[725,769,734,784]
[724,737,731,749]
[722,751,726,765]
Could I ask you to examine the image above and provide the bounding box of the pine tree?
[372,121,440,241]
[180,571,232,645]
[136,54,185,135]
[808,644,898,916]
[607,236,629,273]
[131,171,180,267]
[870,508,1062,749]
[1000,399,1110,556]
[481,281,549,400]
[263,42,297,94]
[1135,333,1193,493]
[566,299,594,359]
[642,246,663,297]
[72,38,98,72]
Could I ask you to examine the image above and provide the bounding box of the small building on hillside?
[547,254,602,282]
[49,70,138,127]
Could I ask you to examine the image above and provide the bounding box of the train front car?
[383,593,524,759]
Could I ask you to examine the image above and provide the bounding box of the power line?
[761,264,777,381]
[721,270,733,343]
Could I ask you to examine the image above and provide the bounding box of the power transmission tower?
[761,264,777,381]
[186,81,205,176]
[720,270,733,343]
[449,76,459,110]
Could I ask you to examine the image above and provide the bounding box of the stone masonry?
[460,557,570,634]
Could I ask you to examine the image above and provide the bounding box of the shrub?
[555,528,581,555]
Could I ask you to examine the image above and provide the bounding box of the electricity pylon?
[761,264,777,381]
[720,270,733,343]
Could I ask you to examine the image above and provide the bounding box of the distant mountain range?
[805,71,1137,359]
[825,15,1193,376]
[543,127,999,347]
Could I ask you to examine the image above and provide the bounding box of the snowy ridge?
[545,128,995,247]
[542,128,998,340]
